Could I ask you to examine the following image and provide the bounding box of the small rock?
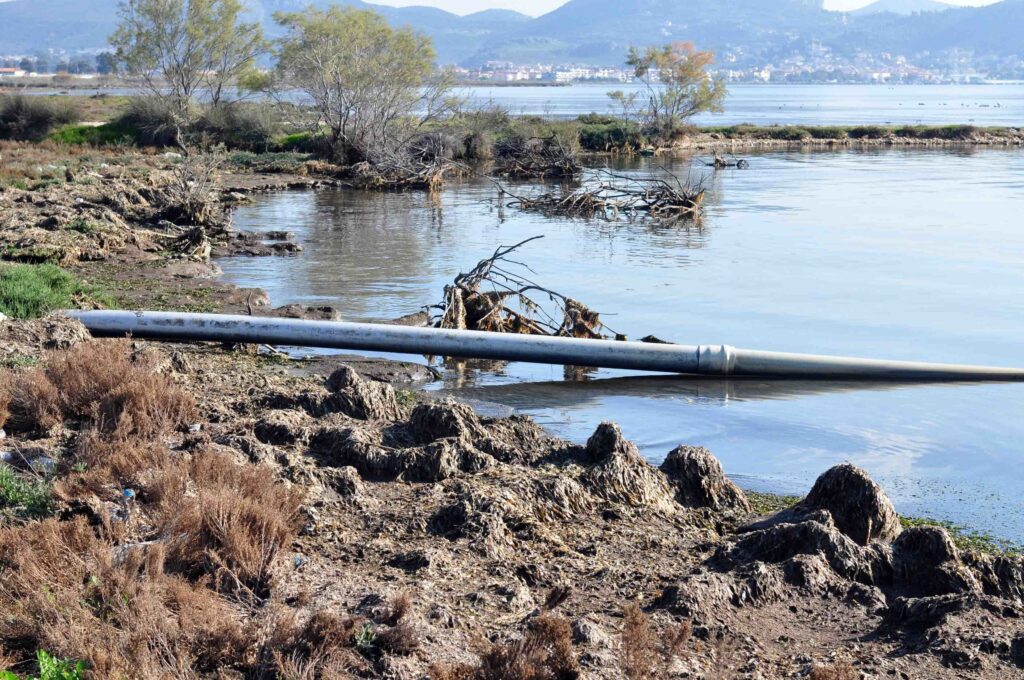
[572,616,613,650]
[321,466,363,498]
[1011,634,1024,667]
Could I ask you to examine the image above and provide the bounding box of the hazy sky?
[372,0,999,17]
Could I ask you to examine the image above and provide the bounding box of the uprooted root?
[502,169,705,222]
[431,237,619,339]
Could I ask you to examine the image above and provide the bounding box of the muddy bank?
[670,131,1024,153]
[2,316,1022,678]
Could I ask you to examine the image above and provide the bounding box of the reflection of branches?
[431,237,621,340]
[496,168,707,222]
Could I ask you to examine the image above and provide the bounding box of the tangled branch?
[499,168,706,221]
[431,237,621,340]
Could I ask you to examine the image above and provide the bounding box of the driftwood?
[349,157,461,191]
[498,169,705,221]
[704,154,750,170]
[431,236,620,340]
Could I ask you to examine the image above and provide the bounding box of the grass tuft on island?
[746,490,1022,556]
[0,263,111,319]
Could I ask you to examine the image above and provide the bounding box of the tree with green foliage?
[610,42,727,141]
[110,0,266,119]
[273,6,455,164]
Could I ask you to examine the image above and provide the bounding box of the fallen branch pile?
[501,169,706,221]
[494,134,582,179]
[431,236,620,340]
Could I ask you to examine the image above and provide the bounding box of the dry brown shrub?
[429,663,477,680]
[619,603,691,679]
[6,367,61,433]
[95,370,196,438]
[620,603,658,680]
[664,620,693,661]
[0,517,251,678]
[154,451,304,602]
[476,614,579,680]
[0,372,11,430]
[54,432,173,501]
[809,661,859,680]
[264,607,365,679]
[44,339,140,416]
[3,341,195,436]
[385,591,413,625]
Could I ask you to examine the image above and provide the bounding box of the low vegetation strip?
[0,264,110,320]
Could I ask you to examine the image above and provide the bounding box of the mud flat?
[1,316,1023,678]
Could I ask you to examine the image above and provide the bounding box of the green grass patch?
[745,491,801,516]
[0,263,111,319]
[274,131,317,152]
[0,650,86,680]
[900,516,1022,556]
[226,151,312,174]
[48,123,136,146]
[578,115,646,151]
[0,465,51,520]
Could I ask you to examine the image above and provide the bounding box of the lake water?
[458,83,1024,126]
[221,146,1024,544]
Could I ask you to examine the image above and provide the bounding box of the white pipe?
[66,310,1024,381]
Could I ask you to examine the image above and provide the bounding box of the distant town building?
[0,67,27,77]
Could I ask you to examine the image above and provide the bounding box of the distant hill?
[0,0,1021,70]
[854,0,952,15]
[0,0,531,63]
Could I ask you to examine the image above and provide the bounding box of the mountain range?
[0,0,1021,68]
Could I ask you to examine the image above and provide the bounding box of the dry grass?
[154,451,304,602]
[376,592,420,656]
[4,340,195,437]
[0,372,11,429]
[6,367,62,432]
[0,339,320,678]
[0,517,251,679]
[619,603,692,680]
[809,661,859,680]
[475,614,579,680]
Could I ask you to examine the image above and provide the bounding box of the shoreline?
[2,135,1023,548]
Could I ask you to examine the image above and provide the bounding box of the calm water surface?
[222,147,1024,542]
[459,83,1024,126]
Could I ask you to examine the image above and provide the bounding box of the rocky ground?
[2,316,1022,679]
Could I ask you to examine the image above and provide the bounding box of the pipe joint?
[697,344,738,375]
